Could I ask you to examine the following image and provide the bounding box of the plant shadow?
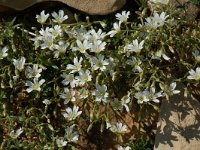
[154,83,200,149]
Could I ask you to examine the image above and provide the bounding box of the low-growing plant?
[0,0,200,149]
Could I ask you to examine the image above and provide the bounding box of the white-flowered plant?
[90,55,109,71]
[149,0,169,5]
[115,11,130,23]
[78,88,89,99]
[107,22,121,37]
[36,10,49,24]
[1,4,199,149]
[93,84,109,103]
[160,82,180,98]
[13,56,26,71]
[118,145,131,150]
[107,122,128,134]
[52,10,68,24]
[143,12,169,29]
[192,50,200,62]
[147,87,163,103]
[61,73,77,88]
[26,64,42,78]
[67,57,83,73]
[60,88,76,104]
[126,56,143,73]
[111,92,131,112]
[89,29,106,40]
[152,49,170,60]
[75,69,92,85]
[72,39,91,53]
[90,40,106,53]
[53,41,69,58]
[134,90,150,104]
[56,138,68,148]
[127,39,144,53]
[10,127,23,139]
[65,126,79,143]
[25,78,45,93]
[42,99,51,105]
[49,25,62,38]
[63,106,82,121]
[187,67,200,80]
[0,46,8,59]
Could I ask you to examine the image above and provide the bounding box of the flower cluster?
[1,1,199,149]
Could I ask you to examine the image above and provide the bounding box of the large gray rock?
[0,0,126,15]
[154,83,200,150]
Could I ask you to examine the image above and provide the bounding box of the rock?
[154,83,200,150]
[0,0,126,15]
[171,0,200,20]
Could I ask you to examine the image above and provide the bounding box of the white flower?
[39,27,51,37]
[90,40,106,53]
[71,28,91,41]
[60,88,76,104]
[63,106,82,121]
[118,145,131,150]
[36,10,49,24]
[10,127,23,139]
[72,40,91,53]
[106,56,118,78]
[111,92,131,112]
[192,50,200,62]
[160,82,180,97]
[188,67,200,80]
[152,49,170,60]
[26,64,42,78]
[107,122,127,134]
[149,0,169,5]
[61,73,77,88]
[52,10,68,24]
[75,69,92,85]
[67,57,83,73]
[93,84,109,103]
[127,39,144,53]
[65,126,79,143]
[169,82,180,94]
[42,99,51,105]
[115,11,130,23]
[146,87,162,103]
[111,98,124,111]
[89,29,106,40]
[25,78,45,93]
[107,22,121,37]
[13,56,26,71]
[56,138,67,148]
[126,56,143,73]
[53,41,69,58]
[0,46,8,59]
[49,25,62,38]
[91,55,109,71]
[121,92,131,112]
[134,90,149,104]
[38,27,55,50]
[31,36,41,49]
[144,12,169,29]
[44,144,51,150]
[152,11,169,26]
[40,34,55,50]
[78,88,89,99]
